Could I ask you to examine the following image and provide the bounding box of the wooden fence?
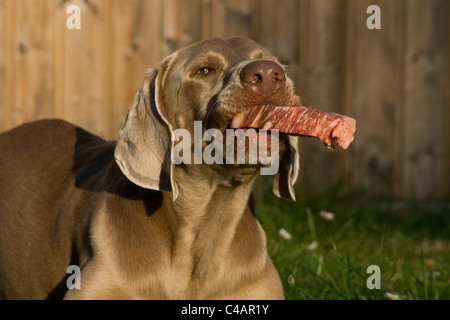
[0,0,449,199]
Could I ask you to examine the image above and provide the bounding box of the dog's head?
[115,37,300,201]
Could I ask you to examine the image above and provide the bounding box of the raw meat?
[230,105,356,150]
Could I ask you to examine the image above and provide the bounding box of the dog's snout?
[240,60,285,98]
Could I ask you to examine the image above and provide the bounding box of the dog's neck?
[166,164,260,296]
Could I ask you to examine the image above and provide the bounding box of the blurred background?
[0,0,449,200]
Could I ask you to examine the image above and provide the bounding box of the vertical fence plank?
[3,0,14,131]
[82,0,108,137]
[53,0,64,120]
[208,0,226,38]
[161,0,178,56]
[110,0,154,137]
[103,0,113,138]
[148,0,162,67]
[258,0,299,70]
[346,0,405,197]
[206,0,254,39]
[58,0,107,137]
[13,0,55,126]
[401,0,449,199]
[177,0,203,45]
[201,0,213,39]
[60,0,82,130]
[0,0,7,132]
[223,0,254,38]
[161,0,204,57]
[83,0,108,137]
[296,0,350,195]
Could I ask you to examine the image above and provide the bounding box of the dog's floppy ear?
[272,135,299,201]
[115,57,179,200]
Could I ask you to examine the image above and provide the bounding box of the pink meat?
[230,105,356,150]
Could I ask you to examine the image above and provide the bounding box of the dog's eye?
[196,67,214,76]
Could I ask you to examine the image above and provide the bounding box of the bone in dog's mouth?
[230,105,356,150]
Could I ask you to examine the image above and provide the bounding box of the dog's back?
[0,119,107,299]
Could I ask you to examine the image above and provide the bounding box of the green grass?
[253,183,450,300]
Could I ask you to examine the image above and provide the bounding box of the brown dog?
[0,37,300,299]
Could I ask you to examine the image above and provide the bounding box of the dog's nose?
[240,60,285,98]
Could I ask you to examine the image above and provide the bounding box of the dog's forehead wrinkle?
[250,49,267,60]
[181,51,227,71]
[179,37,264,69]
